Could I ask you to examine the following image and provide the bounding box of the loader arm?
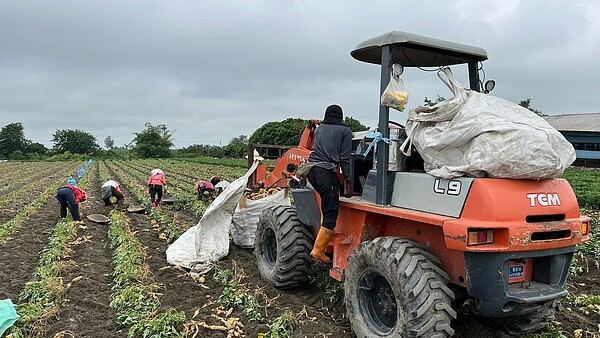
[250,122,317,189]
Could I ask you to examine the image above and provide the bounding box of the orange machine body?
[250,125,591,317]
[330,177,589,286]
[252,126,590,286]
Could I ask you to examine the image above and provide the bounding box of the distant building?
[544,113,600,167]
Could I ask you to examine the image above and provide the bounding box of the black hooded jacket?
[308,105,353,179]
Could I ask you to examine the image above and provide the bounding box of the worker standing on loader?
[306,104,353,263]
[55,184,87,222]
[101,179,125,210]
[148,169,167,207]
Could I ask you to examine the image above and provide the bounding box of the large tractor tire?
[254,205,314,289]
[345,237,456,338]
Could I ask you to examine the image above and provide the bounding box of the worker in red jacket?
[194,176,221,201]
[148,169,167,207]
[55,184,87,222]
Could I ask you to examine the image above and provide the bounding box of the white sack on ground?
[166,161,260,274]
[164,226,197,267]
[231,189,291,248]
[402,68,575,180]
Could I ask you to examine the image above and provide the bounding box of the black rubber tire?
[254,205,314,289]
[345,237,456,338]
[493,301,557,336]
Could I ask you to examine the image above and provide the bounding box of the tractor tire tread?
[255,205,314,289]
[345,237,455,338]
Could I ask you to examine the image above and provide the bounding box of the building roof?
[544,113,600,132]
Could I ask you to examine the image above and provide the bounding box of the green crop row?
[5,162,92,338]
[104,161,182,242]
[116,160,210,220]
[0,162,82,243]
[107,210,186,337]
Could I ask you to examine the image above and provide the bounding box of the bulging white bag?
[401,68,575,179]
[231,189,291,248]
[166,161,260,274]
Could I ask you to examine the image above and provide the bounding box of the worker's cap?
[210,176,221,185]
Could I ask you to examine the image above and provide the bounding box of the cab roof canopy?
[351,31,488,67]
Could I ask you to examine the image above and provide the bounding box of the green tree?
[131,122,174,158]
[52,129,100,154]
[0,122,28,159]
[423,95,446,107]
[26,142,48,155]
[229,135,248,146]
[519,98,546,116]
[223,135,248,158]
[175,144,224,158]
[104,136,115,149]
[344,117,368,132]
[249,118,307,146]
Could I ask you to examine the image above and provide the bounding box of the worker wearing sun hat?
[148,169,167,207]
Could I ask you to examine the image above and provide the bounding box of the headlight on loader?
[467,229,494,246]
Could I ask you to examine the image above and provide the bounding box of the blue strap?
[362,132,392,158]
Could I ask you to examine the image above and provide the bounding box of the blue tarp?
[0,299,19,336]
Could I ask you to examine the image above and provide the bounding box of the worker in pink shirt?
[194,176,221,201]
[148,169,167,207]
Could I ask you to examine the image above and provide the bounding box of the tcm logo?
[526,193,561,207]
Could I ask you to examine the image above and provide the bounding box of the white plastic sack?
[231,189,291,248]
[166,161,260,274]
[402,68,575,179]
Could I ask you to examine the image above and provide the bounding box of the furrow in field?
[3,162,92,337]
[0,161,84,243]
[43,162,125,338]
[0,162,69,196]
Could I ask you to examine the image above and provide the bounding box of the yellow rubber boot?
[311,227,333,263]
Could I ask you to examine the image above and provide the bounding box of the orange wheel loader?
[251,31,591,337]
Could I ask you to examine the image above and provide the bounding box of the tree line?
[1,96,542,161]
[0,117,368,160]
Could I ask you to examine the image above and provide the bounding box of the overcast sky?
[1,0,599,149]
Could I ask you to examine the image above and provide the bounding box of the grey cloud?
[1,0,599,149]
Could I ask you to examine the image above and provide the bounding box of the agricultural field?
[0,160,598,338]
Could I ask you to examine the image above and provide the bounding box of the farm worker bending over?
[305,104,353,263]
[148,169,167,207]
[101,179,125,210]
[55,184,87,222]
[194,176,221,201]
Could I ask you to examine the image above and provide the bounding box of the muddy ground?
[0,161,598,338]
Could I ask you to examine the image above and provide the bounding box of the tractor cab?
[349,31,491,205]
